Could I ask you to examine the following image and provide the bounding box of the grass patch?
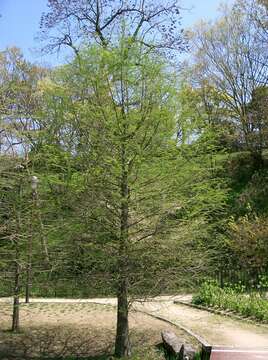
[193,281,268,323]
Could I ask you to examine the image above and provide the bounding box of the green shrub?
[192,280,222,306]
[193,281,268,323]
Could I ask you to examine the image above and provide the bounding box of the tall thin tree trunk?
[115,276,130,357]
[12,179,23,330]
[36,179,50,266]
[12,241,20,332]
[25,184,36,303]
[40,222,50,265]
[115,139,131,358]
[25,229,32,303]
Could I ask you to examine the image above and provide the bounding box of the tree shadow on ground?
[0,352,114,360]
[0,357,112,360]
[38,356,113,360]
[0,325,168,360]
[0,327,114,360]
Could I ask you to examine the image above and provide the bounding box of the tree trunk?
[115,277,130,357]
[13,180,22,330]
[115,138,131,358]
[12,251,20,332]
[219,270,223,288]
[12,296,20,332]
[25,222,33,303]
[25,188,36,303]
[25,243,32,303]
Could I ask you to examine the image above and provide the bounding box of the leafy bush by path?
[192,281,268,323]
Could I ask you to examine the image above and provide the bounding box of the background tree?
[40,0,185,55]
[189,0,268,167]
[0,47,46,155]
[176,80,231,283]
[0,48,49,321]
[0,158,30,331]
[228,213,268,281]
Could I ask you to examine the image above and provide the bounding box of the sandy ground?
[0,299,197,359]
[1,295,268,355]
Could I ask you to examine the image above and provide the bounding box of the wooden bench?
[161,330,196,359]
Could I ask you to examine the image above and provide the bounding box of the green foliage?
[258,275,268,292]
[193,281,268,322]
[33,38,213,300]
[1,0,268,355]
[1,0,268,310]
[228,213,268,273]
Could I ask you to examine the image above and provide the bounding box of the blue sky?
[0,0,232,66]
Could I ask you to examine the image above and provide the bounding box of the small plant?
[194,352,202,360]
[258,275,268,295]
[192,280,222,307]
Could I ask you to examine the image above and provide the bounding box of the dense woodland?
[1,0,268,357]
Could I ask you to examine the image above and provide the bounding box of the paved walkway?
[133,300,268,347]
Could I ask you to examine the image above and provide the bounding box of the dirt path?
[1,296,268,347]
[133,300,268,347]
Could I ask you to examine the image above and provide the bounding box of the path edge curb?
[174,300,268,329]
